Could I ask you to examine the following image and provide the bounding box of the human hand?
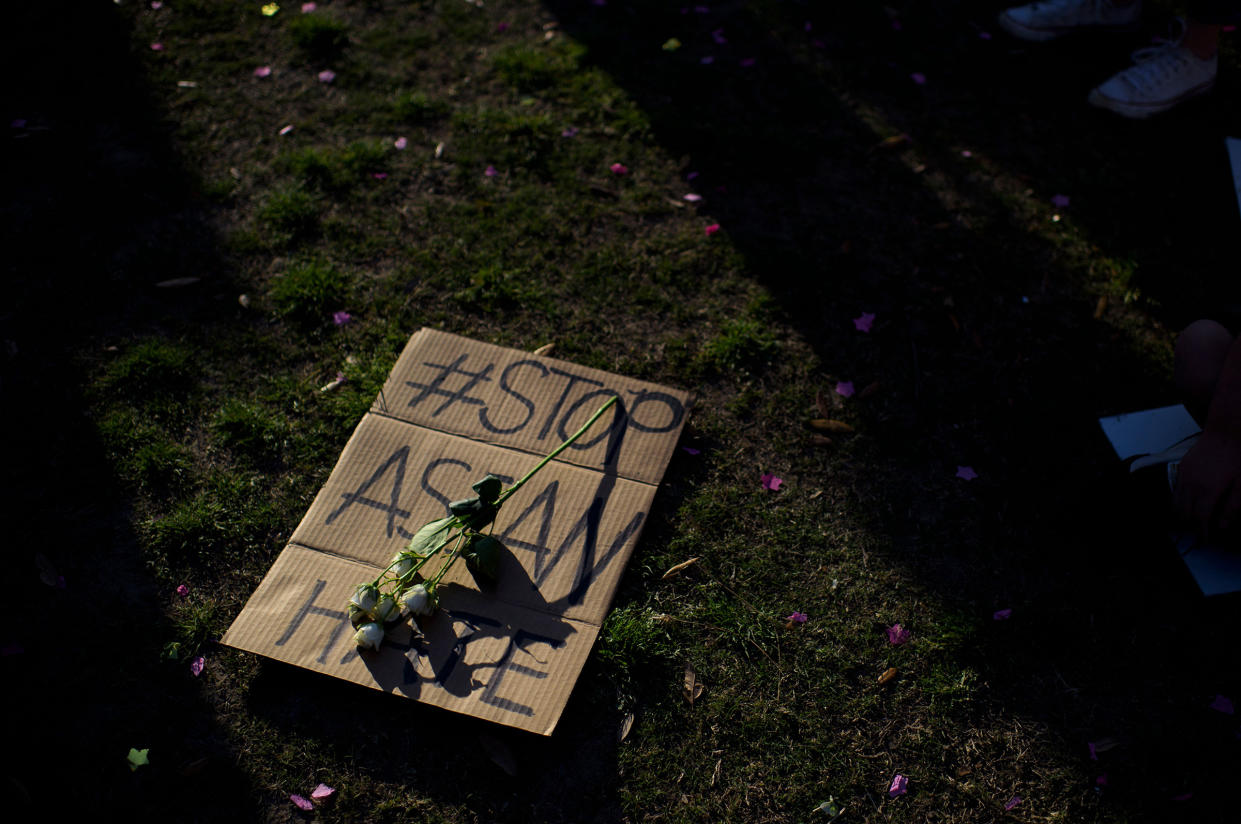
[1174,430,1241,544]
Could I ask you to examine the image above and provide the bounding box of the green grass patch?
[268,258,352,324]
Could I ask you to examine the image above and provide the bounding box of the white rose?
[349,584,379,614]
[390,552,415,578]
[374,595,400,623]
[353,622,384,651]
[400,584,435,617]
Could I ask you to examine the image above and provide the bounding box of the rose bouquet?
[348,395,617,650]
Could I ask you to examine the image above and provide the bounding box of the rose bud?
[347,603,369,628]
[353,622,384,651]
[400,583,435,617]
[390,551,416,578]
[349,583,379,615]
[374,595,400,623]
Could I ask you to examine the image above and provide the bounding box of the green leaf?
[127,748,150,771]
[464,534,504,581]
[448,496,481,516]
[406,516,454,557]
[471,474,503,503]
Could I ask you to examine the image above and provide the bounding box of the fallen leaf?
[662,38,682,51]
[812,798,841,817]
[262,3,280,16]
[618,712,635,742]
[682,662,704,704]
[878,667,897,685]
[290,794,313,811]
[531,342,555,356]
[127,748,150,771]
[809,419,854,433]
[155,277,201,288]
[478,734,518,777]
[875,134,909,150]
[1093,295,1108,319]
[661,557,700,580]
[810,434,833,447]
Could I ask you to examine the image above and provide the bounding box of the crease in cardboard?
[224,329,691,735]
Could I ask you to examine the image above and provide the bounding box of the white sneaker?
[998,0,1142,42]
[1088,41,1217,118]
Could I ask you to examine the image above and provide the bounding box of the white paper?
[1099,405,1241,597]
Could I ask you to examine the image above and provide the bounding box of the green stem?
[495,395,618,506]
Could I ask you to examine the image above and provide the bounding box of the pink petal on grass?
[1051,194,1070,209]
[979,31,993,40]
[993,608,1012,620]
[686,171,699,181]
[302,2,317,11]
[318,69,336,83]
[151,1,164,9]
[561,126,579,137]
[887,624,911,645]
[1096,773,1108,786]
[704,223,720,236]
[700,56,715,65]
[1088,741,1098,760]
[739,57,756,67]
[853,312,875,332]
[176,584,190,598]
[1171,792,1193,801]
[961,150,973,158]
[333,310,352,325]
[711,29,727,45]
[888,774,908,797]
[785,611,808,624]
[761,473,783,491]
[279,124,294,135]
[290,794,313,811]
[190,656,205,676]
[1210,694,1235,714]
[683,193,703,202]
[254,65,273,78]
[310,784,336,802]
[910,72,926,85]
[681,446,701,455]
[497,22,510,32]
[610,163,628,175]
[371,172,388,180]
[956,465,978,481]
[835,381,855,398]
[1224,25,1236,33]
[484,165,498,177]
[394,136,407,150]
[150,42,165,51]
[1005,796,1022,811]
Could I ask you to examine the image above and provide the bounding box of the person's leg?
[1175,319,1233,425]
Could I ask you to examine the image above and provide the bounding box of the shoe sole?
[1087,78,1214,118]
[997,12,1140,42]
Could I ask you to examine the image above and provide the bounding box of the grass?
[6,0,1241,820]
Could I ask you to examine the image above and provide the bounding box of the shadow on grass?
[539,0,1241,819]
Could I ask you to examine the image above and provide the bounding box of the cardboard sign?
[223,329,692,734]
